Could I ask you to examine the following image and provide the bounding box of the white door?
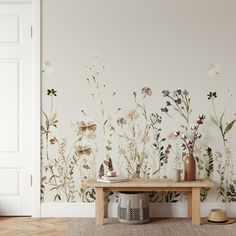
[0,3,32,215]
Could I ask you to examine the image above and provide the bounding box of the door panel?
[0,3,32,215]
[0,16,19,43]
[0,60,19,152]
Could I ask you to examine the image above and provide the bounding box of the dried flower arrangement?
[174,114,206,154]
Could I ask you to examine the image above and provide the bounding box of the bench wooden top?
[82,178,214,188]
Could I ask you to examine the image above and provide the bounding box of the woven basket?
[117,192,149,224]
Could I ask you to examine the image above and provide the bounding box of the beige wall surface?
[42,0,236,203]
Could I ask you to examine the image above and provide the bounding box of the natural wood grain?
[192,188,200,225]
[95,187,104,225]
[104,187,191,192]
[0,217,71,236]
[188,191,192,218]
[82,179,214,188]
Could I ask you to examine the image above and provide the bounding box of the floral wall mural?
[42,0,236,203]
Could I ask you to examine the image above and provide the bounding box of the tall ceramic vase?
[184,153,196,181]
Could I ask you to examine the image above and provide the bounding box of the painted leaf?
[210,116,218,126]
[224,119,236,134]
[219,112,225,127]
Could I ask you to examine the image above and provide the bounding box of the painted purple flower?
[117,117,127,126]
[142,87,152,96]
[161,107,168,113]
[173,89,181,96]
[175,98,181,104]
[182,89,189,96]
[162,90,170,97]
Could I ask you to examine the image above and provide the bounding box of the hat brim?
[204,218,234,225]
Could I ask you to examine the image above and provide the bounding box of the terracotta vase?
[184,153,196,181]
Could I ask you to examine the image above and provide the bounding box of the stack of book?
[97,175,129,183]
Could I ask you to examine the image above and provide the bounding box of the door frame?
[0,0,41,217]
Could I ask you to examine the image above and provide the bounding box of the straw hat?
[205,209,234,225]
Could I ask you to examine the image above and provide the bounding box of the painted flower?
[150,113,162,124]
[199,114,206,120]
[161,107,168,113]
[73,120,97,135]
[127,110,139,121]
[186,139,193,145]
[142,87,152,96]
[197,118,203,124]
[175,98,181,104]
[117,117,127,126]
[47,89,57,96]
[166,101,171,106]
[197,114,205,124]
[207,91,217,100]
[173,89,181,96]
[74,144,92,157]
[50,137,57,145]
[195,132,201,138]
[141,134,150,144]
[162,90,170,97]
[181,134,187,139]
[182,89,189,96]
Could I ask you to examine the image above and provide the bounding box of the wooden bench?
[82,178,214,225]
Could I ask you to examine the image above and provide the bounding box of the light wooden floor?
[0,217,72,236]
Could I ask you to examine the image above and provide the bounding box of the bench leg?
[192,188,200,225]
[95,187,104,225]
[188,191,192,218]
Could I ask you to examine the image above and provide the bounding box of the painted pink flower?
[127,110,139,121]
[117,117,127,126]
[142,87,152,96]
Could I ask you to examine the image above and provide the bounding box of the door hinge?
[30,174,33,187]
[30,26,33,38]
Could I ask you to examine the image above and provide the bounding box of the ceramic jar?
[173,169,182,182]
[184,153,196,181]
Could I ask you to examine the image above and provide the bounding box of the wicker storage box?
[117,192,149,224]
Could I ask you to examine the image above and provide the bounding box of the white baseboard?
[41,202,236,217]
